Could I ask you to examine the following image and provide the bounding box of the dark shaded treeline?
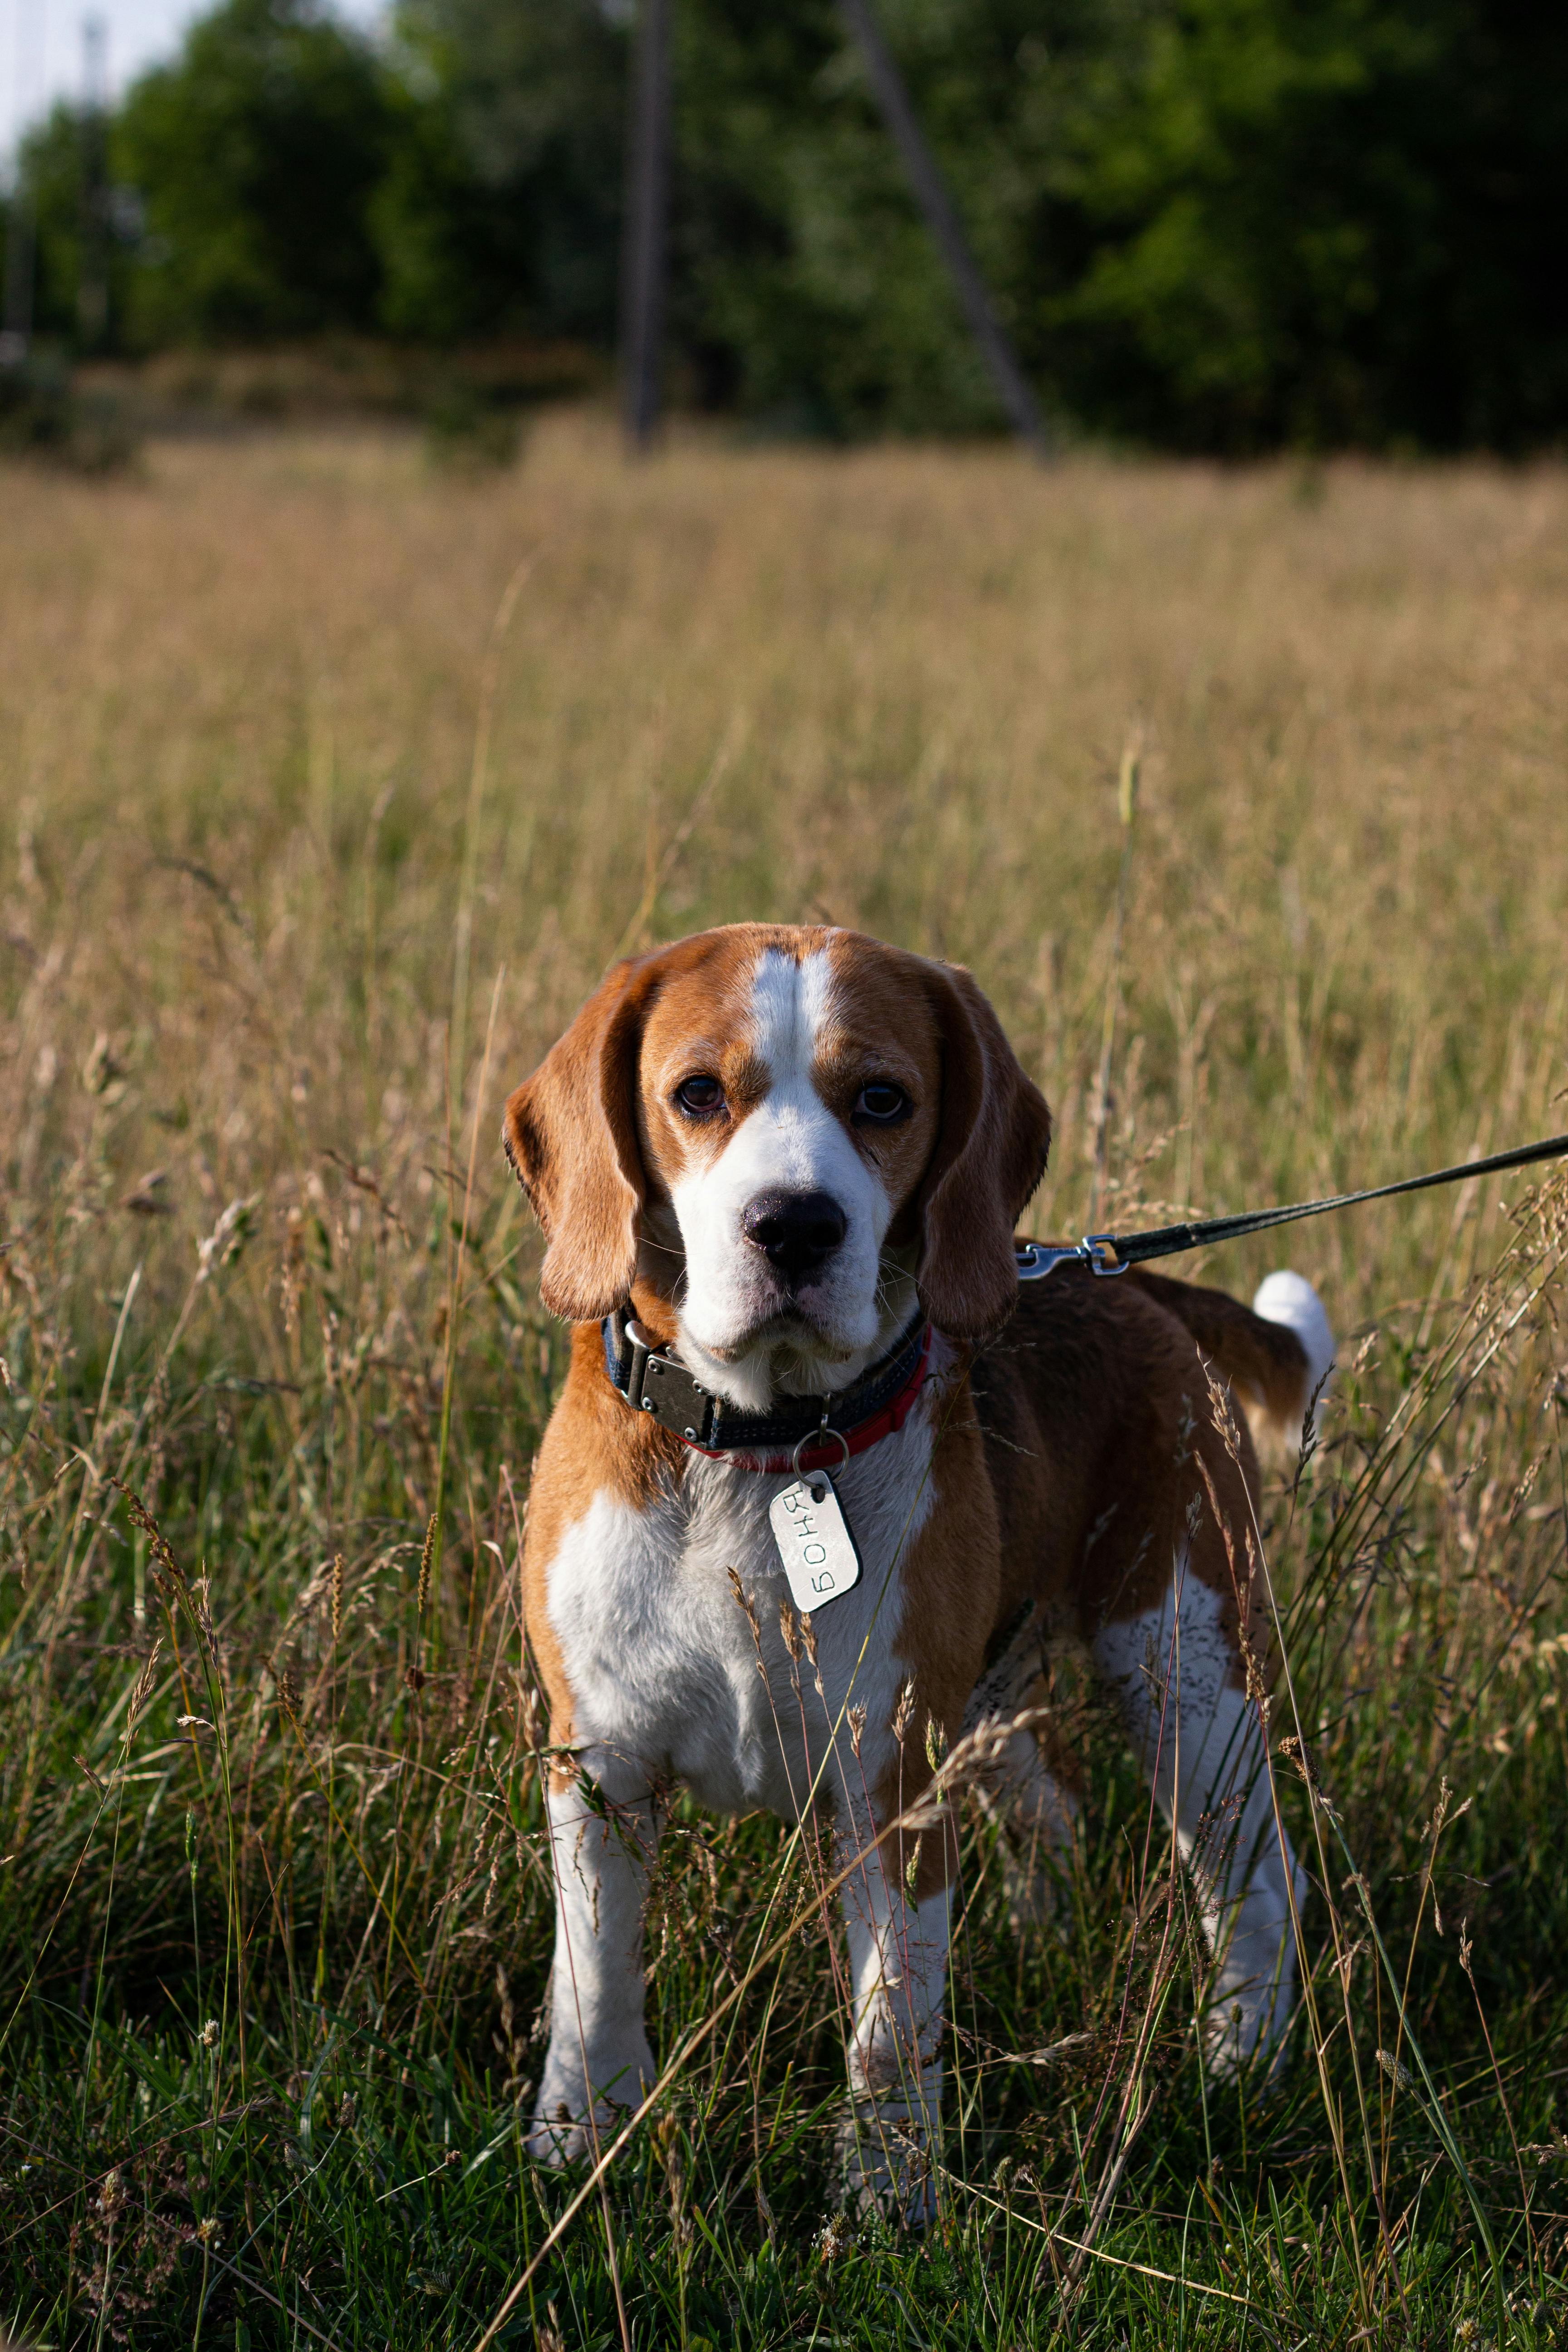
[5,0,1566,450]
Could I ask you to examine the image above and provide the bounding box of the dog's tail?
[1133,1266,1336,1462]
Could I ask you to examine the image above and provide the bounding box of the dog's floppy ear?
[502,959,651,1323]
[911,960,1052,1341]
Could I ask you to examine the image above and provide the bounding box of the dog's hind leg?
[1092,1563,1305,2078]
[527,1749,660,2165]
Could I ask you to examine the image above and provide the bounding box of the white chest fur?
[542,1404,938,1817]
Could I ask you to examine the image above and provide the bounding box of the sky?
[2,0,381,164]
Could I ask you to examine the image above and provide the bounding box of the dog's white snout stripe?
[669,946,896,1406]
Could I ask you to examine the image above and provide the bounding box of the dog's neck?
[626,1259,921,1414]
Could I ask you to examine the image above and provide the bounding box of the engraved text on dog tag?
[769,1473,862,1612]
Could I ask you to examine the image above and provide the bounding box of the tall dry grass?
[1,412,1566,2346]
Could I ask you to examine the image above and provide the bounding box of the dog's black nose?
[742,1189,847,1284]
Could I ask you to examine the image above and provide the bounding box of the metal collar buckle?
[623,1319,716,1445]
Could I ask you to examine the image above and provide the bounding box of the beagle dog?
[503,924,1334,2215]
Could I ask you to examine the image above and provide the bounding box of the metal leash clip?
[1014,1237,1127,1281]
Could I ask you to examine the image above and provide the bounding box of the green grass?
[2,418,1567,2346]
[6,1252,1568,2349]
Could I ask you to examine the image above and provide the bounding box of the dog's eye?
[854,1082,909,1125]
[675,1074,725,1117]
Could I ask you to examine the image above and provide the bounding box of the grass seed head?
[417,1513,437,1615]
[892,1678,917,1742]
[122,1637,163,1743]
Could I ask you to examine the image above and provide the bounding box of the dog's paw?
[995,1833,1069,1932]
[1202,1978,1294,2086]
[525,2041,654,2166]
[524,2102,596,2167]
[835,2099,938,2231]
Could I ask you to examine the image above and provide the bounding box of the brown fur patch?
[1130,1267,1310,1442]
[847,1269,1290,1888]
[970,1268,1273,1674]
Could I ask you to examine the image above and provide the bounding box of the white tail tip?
[1253,1270,1336,1445]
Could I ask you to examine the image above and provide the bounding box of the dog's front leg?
[528,1750,659,2165]
[834,1799,954,2227]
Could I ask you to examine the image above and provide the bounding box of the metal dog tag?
[769,1472,862,1612]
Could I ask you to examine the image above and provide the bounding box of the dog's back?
[970,1261,1335,1648]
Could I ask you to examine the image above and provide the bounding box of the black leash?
[1016,1130,1568,1283]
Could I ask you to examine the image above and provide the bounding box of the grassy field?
[2,411,1567,2348]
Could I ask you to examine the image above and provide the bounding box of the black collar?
[600,1309,929,1463]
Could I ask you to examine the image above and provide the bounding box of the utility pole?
[836,0,1051,460]
[620,0,670,453]
[77,13,109,351]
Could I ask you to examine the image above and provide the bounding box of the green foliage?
[672,0,1014,433]
[112,0,393,343]
[372,0,628,343]
[663,0,1568,449]
[420,373,527,466]
[7,0,1568,456]
[1033,0,1568,450]
[8,103,135,344]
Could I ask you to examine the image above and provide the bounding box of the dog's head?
[503,925,1050,1406]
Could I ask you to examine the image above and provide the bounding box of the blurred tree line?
[3,0,1565,450]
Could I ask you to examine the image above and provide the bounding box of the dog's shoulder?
[522,1321,686,1758]
[525,1321,684,1555]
